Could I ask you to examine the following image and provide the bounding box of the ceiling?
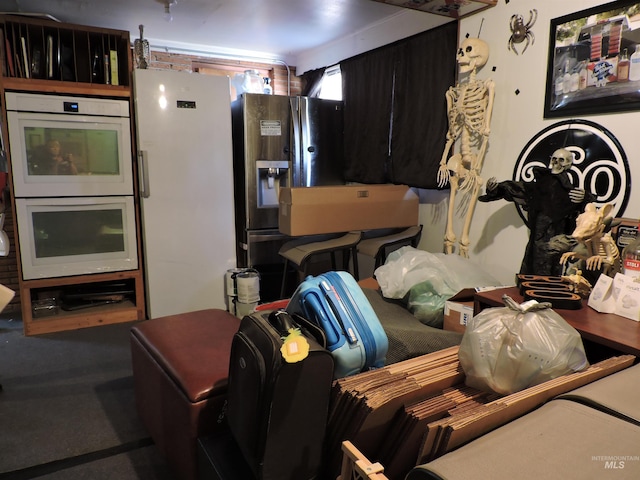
[0,0,442,65]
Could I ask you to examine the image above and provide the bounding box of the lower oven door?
[15,196,138,280]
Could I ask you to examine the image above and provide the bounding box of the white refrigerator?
[133,69,236,318]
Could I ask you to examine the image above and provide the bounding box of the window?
[319,65,342,100]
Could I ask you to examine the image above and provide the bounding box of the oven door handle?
[138,150,150,198]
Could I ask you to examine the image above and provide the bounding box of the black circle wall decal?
[513,119,630,221]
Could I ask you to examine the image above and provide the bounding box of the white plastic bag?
[458,295,589,395]
[374,246,502,327]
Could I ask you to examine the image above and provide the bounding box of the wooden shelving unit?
[0,14,146,335]
[0,15,130,89]
[22,271,145,336]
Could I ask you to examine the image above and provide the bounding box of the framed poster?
[544,0,640,118]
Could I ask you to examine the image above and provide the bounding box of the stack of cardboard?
[324,346,635,480]
[415,354,634,467]
[324,346,462,478]
[379,385,498,479]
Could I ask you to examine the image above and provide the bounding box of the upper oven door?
[5,92,133,197]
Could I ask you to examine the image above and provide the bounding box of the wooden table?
[474,287,640,357]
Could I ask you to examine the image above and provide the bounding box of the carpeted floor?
[0,312,176,479]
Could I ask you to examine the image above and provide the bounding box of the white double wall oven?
[6,92,138,280]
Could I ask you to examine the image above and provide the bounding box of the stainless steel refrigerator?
[231,93,344,298]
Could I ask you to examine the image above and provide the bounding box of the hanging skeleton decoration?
[508,9,537,55]
[437,38,495,257]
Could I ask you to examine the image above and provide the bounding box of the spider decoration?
[508,9,538,55]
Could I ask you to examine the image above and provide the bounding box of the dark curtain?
[301,67,326,97]
[342,48,396,183]
[391,22,458,188]
[342,22,458,188]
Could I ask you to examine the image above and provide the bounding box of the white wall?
[299,1,640,285]
[446,0,640,284]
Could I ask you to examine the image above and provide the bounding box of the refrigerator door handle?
[290,97,301,187]
[299,97,313,187]
[138,150,150,198]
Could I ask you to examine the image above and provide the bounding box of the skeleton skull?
[549,148,573,174]
[457,38,490,73]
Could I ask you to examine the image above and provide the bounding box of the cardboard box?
[443,287,504,333]
[444,299,474,333]
[443,288,476,333]
[278,184,419,236]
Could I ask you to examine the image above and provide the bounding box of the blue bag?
[286,271,389,378]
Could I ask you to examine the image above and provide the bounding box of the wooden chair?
[337,440,389,480]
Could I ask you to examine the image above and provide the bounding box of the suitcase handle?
[319,279,358,344]
[268,309,297,336]
[291,313,328,349]
[303,293,342,346]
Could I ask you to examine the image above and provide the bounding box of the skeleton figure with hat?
[437,37,495,257]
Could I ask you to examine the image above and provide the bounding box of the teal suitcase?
[286,271,389,378]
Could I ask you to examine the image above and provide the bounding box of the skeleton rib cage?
[447,80,491,139]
